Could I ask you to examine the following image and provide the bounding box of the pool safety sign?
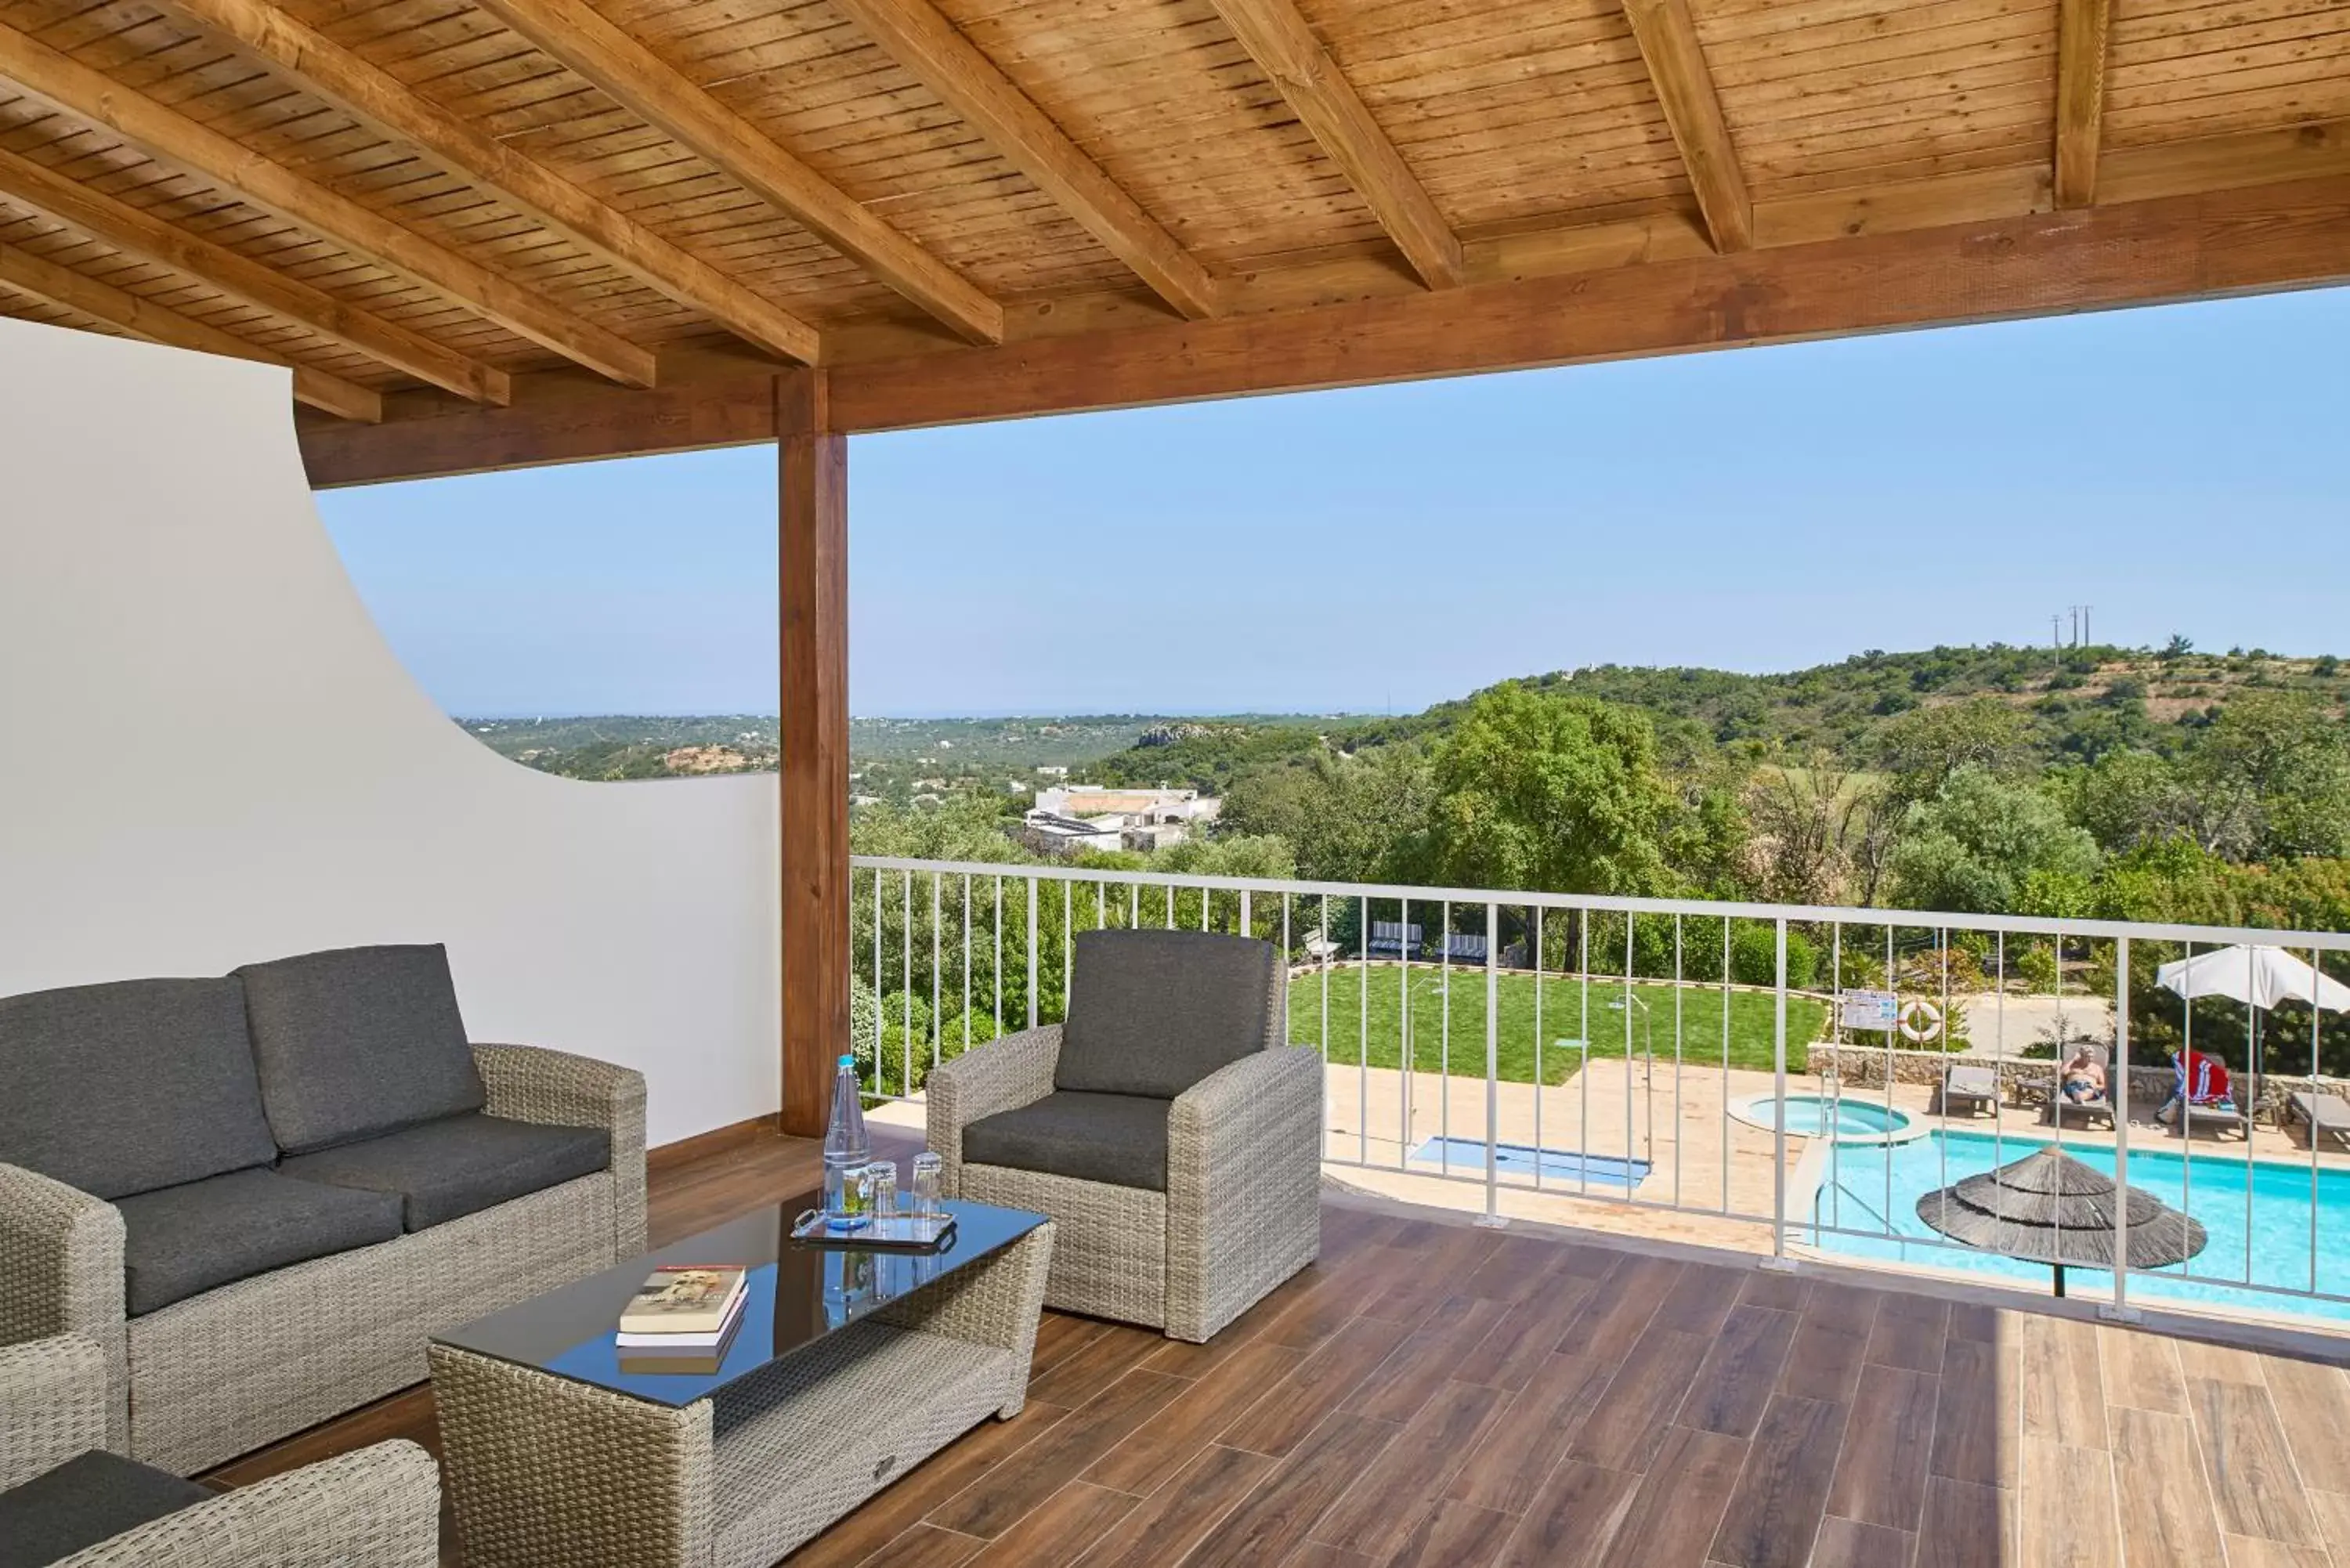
[1838,988,1900,1032]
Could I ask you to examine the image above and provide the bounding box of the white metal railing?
[851,853,2350,1332]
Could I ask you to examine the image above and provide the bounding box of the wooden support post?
[778,369,850,1137]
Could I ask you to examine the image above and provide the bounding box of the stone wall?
[1800,1042,2350,1119]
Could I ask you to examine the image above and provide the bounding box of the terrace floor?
[208,1126,2350,1567]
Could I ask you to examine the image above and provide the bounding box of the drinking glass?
[862,1159,898,1219]
[911,1152,944,1218]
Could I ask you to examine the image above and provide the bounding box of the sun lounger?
[1366,921,1423,959]
[2290,1091,2350,1151]
[1941,1064,1998,1117]
[2176,1100,2250,1140]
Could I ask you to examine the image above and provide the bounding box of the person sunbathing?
[2060,1048,2106,1104]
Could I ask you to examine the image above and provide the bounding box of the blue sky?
[319,284,2350,718]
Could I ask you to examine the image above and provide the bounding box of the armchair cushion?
[1054,930,1281,1100]
[234,945,486,1154]
[279,1112,610,1231]
[115,1169,402,1317]
[0,1449,211,1568]
[962,1091,1171,1192]
[0,978,275,1201]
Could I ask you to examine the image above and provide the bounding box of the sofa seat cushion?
[116,1169,403,1317]
[1054,929,1280,1100]
[0,1449,213,1568]
[0,977,277,1200]
[235,944,486,1154]
[279,1112,611,1231]
[963,1092,1170,1192]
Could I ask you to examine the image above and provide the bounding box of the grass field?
[1287,969,1830,1086]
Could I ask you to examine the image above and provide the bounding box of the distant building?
[1018,812,1126,857]
[1034,786,1219,826]
[1036,764,1069,777]
[1121,821,1191,853]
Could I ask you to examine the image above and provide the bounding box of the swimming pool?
[1732,1093,1913,1139]
[1805,1129,2350,1323]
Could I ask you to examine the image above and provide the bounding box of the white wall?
[0,320,779,1145]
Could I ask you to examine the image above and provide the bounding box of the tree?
[1886,765,2102,914]
[1218,746,1434,884]
[1875,699,2037,805]
[1419,685,1678,895]
[2180,690,2350,860]
[2053,749,2193,854]
[1743,753,1868,905]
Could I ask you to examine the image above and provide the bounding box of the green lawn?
[1288,970,1828,1086]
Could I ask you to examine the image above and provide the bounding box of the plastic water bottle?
[822,1054,871,1231]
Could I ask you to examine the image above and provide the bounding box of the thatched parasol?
[1914,1145,2205,1297]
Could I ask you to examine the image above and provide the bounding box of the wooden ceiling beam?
[1203,0,1462,290]
[157,0,819,364]
[298,172,2350,483]
[0,238,381,420]
[468,0,1001,345]
[0,20,655,387]
[2055,0,2115,208]
[825,0,1222,320]
[0,143,508,404]
[1621,0,1752,253]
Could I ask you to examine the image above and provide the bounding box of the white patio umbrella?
[2155,945,2350,1013]
[2154,945,2350,1111]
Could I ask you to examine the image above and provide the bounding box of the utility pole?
[2051,614,2063,653]
[2081,605,2093,646]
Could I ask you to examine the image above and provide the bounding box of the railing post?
[1477,901,1506,1227]
[1026,876,1039,1031]
[2106,934,2138,1321]
[1766,917,1796,1270]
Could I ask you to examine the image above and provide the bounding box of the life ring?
[1899,999,1943,1043]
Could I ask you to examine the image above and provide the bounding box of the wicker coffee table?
[428,1194,1053,1568]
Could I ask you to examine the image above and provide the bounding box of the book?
[616,1289,745,1349]
[618,1308,745,1375]
[618,1264,747,1337]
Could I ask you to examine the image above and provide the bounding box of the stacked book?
[616,1264,747,1375]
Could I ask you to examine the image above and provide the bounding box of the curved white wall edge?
[0,319,779,1145]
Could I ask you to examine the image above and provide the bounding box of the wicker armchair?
[0,1334,439,1566]
[928,930,1321,1342]
[0,1040,645,1475]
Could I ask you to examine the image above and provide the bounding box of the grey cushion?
[1054,929,1278,1100]
[0,977,276,1200]
[962,1091,1171,1191]
[280,1112,610,1231]
[115,1168,403,1317]
[235,944,486,1154]
[0,1449,212,1568]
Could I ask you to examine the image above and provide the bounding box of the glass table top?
[432,1192,1047,1407]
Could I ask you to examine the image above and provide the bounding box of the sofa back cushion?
[0,977,277,1198]
[1054,929,1281,1100]
[236,944,486,1154]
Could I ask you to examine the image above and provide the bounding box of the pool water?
[1746,1094,1912,1138]
[1807,1130,2350,1323]
[1408,1136,1650,1189]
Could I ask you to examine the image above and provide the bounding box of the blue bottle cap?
[837,1053,855,1068]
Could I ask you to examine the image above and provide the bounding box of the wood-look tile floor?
[208,1130,2350,1567]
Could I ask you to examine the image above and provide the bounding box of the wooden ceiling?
[1,0,2347,475]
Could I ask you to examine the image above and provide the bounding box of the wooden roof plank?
[465,0,1004,344]
[1203,0,1465,287]
[2055,0,2114,205]
[825,0,1223,317]
[0,233,382,418]
[157,0,822,363]
[0,19,657,385]
[1620,0,1754,251]
[0,139,508,401]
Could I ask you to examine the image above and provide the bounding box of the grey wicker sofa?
[927,928,1321,1342]
[0,944,647,1476]
[0,1333,439,1566]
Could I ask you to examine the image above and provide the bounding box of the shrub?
[1730,923,1818,990]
